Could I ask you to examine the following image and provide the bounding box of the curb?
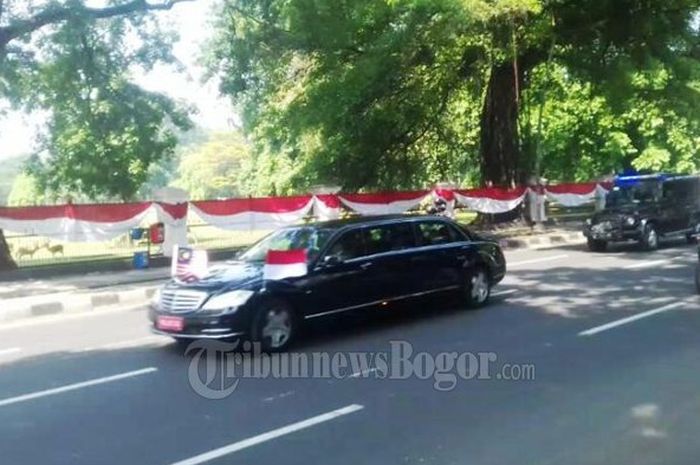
[0,282,159,325]
[499,232,585,250]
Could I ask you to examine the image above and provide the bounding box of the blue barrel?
[133,251,150,269]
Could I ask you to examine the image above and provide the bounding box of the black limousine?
[149,215,507,351]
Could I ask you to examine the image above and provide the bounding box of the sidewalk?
[0,224,585,325]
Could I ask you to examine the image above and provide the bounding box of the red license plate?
[156,316,185,332]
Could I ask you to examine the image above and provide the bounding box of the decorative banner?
[190,196,314,231]
[339,191,431,215]
[313,195,342,221]
[544,183,599,207]
[154,202,188,226]
[0,202,152,242]
[264,249,308,281]
[453,187,528,214]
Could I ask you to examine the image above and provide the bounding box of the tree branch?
[0,0,194,51]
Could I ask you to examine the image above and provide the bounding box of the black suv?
[584,174,700,252]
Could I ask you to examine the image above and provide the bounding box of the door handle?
[360,262,373,270]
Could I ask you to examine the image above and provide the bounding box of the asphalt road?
[1,240,699,465]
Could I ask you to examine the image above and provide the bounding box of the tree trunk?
[0,229,17,271]
[479,63,521,187]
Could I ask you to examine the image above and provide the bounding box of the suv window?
[364,223,416,255]
[325,229,365,261]
[417,221,460,246]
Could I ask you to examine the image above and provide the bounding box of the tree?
[171,132,252,200]
[0,0,193,270]
[208,0,700,191]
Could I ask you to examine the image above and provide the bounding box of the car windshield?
[238,227,333,263]
[606,180,660,207]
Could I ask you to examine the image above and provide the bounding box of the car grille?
[160,289,208,313]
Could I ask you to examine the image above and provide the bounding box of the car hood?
[165,261,263,293]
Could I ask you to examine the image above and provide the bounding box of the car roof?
[298,214,452,230]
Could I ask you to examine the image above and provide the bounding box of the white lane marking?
[578,302,686,337]
[262,391,295,403]
[170,404,365,465]
[508,254,569,267]
[624,259,673,270]
[0,367,158,408]
[492,289,517,297]
[349,368,377,378]
[0,347,21,356]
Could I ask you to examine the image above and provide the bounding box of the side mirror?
[321,255,342,268]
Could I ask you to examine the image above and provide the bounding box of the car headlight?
[201,290,255,314]
[624,216,637,227]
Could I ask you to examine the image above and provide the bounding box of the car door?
[661,180,688,233]
[300,228,374,318]
[360,222,419,302]
[411,220,467,293]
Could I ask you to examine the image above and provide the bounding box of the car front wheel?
[640,224,659,251]
[466,268,490,308]
[587,238,607,252]
[251,299,298,352]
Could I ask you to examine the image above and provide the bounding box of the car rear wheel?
[640,224,659,251]
[587,238,607,252]
[251,299,297,352]
[466,268,490,308]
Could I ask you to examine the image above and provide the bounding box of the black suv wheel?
[251,299,298,352]
[640,223,659,251]
[587,238,607,252]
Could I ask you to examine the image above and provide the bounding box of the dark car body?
[149,215,506,348]
[584,174,700,251]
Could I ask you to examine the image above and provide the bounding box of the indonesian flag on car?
[264,249,308,281]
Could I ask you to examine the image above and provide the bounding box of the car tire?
[640,223,659,251]
[251,299,298,352]
[587,238,607,252]
[465,267,491,308]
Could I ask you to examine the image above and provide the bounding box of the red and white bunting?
[453,188,528,214]
[544,183,599,207]
[153,202,189,227]
[313,195,342,221]
[0,203,153,242]
[190,196,314,231]
[339,191,430,216]
[264,249,308,280]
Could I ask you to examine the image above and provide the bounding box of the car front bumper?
[148,305,249,340]
[583,225,641,242]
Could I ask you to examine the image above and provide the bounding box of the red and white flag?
[264,249,308,281]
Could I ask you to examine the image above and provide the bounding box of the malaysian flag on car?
[264,249,308,281]
[171,246,208,283]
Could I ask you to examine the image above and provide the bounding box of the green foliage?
[209,0,700,191]
[7,173,44,206]
[171,132,252,200]
[1,1,192,202]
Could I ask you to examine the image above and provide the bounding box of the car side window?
[417,221,458,246]
[364,223,416,255]
[325,229,365,261]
